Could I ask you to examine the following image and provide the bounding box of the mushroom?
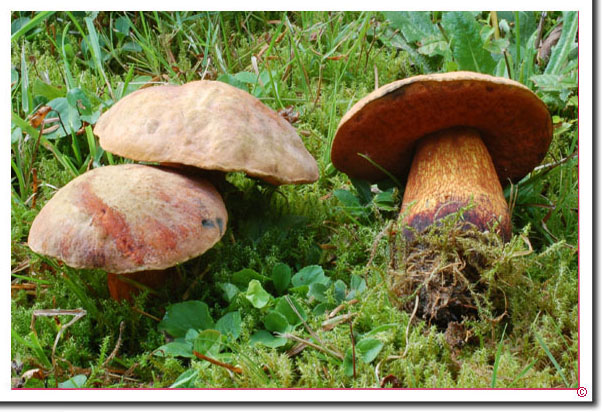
[28,164,227,301]
[331,72,553,240]
[92,80,319,299]
[94,80,319,186]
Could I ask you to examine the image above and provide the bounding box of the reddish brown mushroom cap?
[28,164,227,274]
[94,80,319,185]
[331,71,553,184]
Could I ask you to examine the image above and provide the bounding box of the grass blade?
[509,359,537,387]
[84,16,115,100]
[11,11,56,43]
[534,330,570,387]
[357,153,402,188]
[60,23,75,90]
[544,11,578,75]
[20,44,31,114]
[491,324,507,388]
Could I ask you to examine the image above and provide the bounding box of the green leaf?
[169,369,199,388]
[11,11,56,43]
[291,265,329,287]
[349,178,373,205]
[441,11,496,74]
[245,279,271,309]
[67,88,94,115]
[11,66,18,91]
[11,17,31,35]
[250,330,288,348]
[362,323,398,338]
[309,282,328,302]
[45,97,82,139]
[154,340,194,358]
[274,296,307,326]
[333,280,347,303]
[373,189,397,211]
[356,338,384,363]
[531,74,577,93]
[347,274,367,300]
[20,45,30,114]
[234,71,260,84]
[11,126,22,144]
[114,16,131,37]
[417,34,449,57]
[216,311,242,340]
[383,11,439,44]
[184,328,200,343]
[263,310,290,333]
[333,189,362,209]
[11,329,52,370]
[343,349,355,377]
[32,79,65,101]
[271,263,292,295]
[219,282,240,303]
[496,11,536,47]
[158,301,215,338]
[193,329,222,358]
[122,41,143,53]
[58,374,87,388]
[232,268,270,288]
[217,74,248,91]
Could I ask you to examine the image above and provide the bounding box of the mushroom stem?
[107,269,177,302]
[400,127,511,241]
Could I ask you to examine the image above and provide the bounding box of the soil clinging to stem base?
[388,211,529,346]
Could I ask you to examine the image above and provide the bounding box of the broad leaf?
[271,263,292,295]
[250,330,288,348]
[58,374,87,388]
[274,296,307,326]
[356,338,384,363]
[291,265,329,287]
[441,11,496,74]
[169,369,199,388]
[232,268,270,289]
[155,340,194,358]
[158,301,214,338]
[245,279,271,309]
[67,88,94,116]
[216,311,242,340]
[263,310,290,333]
[45,97,82,139]
[193,329,222,358]
[383,11,439,44]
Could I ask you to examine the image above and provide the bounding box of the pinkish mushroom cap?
[28,164,227,274]
[94,80,319,185]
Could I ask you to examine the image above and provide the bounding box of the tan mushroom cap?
[28,164,227,274]
[331,71,553,184]
[94,80,319,185]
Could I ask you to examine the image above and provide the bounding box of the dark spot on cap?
[216,217,224,235]
[146,119,159,134]
[202,219,215,228]
[385,84,409,100]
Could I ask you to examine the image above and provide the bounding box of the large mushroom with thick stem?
[28,164,227,301]
[331,72,553,241]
